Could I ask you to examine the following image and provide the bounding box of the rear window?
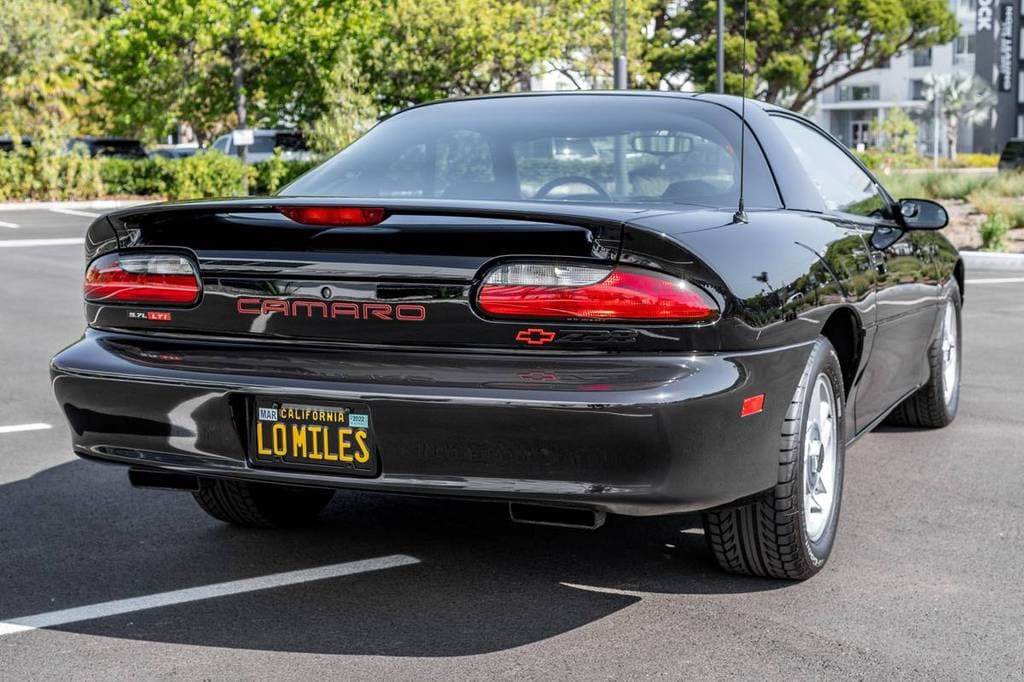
[282,95,781,208]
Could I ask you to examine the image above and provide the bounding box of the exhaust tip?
[128,468,204,492]
[509,502,606,530]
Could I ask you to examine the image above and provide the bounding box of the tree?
[647,0,958,111]
[923,72,996,160]
[306,51,378,155]
[93,0,357,144]
[356,0,623,111]
[869,107,918,156]
[539,0,659,90]
[0,0,107,139]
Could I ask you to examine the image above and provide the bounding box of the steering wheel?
[533,176,612,201]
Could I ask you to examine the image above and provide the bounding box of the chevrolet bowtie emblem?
[515,328,557,346]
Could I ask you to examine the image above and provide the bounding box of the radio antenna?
[733,0,749,224]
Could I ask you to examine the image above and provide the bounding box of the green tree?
[0,0,106,138]
[534,0,658,90]
[647,0,958,111]
[94,0,358,145]
[869,108,918,156]
[356,0,622,111]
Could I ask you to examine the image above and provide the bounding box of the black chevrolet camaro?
[51,93,962,580]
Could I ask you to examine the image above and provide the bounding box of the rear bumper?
[51,330,812,516]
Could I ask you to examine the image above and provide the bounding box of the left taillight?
[84,252,200,305]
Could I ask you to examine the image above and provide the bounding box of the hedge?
[855,149,999,171]
[0,148,318,201]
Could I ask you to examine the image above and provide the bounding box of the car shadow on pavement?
[0,460,788,656]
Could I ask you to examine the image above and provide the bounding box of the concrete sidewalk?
[961,251,1024,271]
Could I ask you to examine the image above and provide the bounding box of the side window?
[212,136,229,153]
[773,116,888,219]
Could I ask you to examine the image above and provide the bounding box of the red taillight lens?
[477,263,719,322]
[276,206,385,226]
[84,253,200,305]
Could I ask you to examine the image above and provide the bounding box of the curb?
[961,250,1024,271]
[0,199,154,212]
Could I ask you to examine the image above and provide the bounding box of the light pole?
[716,0,725,93]
[612,0,628,199]
[612,0,628,89]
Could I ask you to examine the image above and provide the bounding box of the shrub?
[100,157,168,196]
[0,148,35,201]
[982,170,1024,198]
[164,152,248,199]
[250,152,319,195]
[884,171,990,201]
[967,190,1024,229]
[979,212,1011,251]
[947,153,999,168]
[0,144,104,201]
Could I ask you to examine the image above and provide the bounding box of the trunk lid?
[93,198,698,351]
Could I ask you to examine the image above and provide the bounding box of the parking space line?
[49,208,101,219]
[0,238,84,248]
[0,220,19,229]
[966,277,1024,284]
[0,423,51,435]
[0,554,420,637]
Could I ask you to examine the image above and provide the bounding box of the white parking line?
[49,207,101,219]
[966,277,1024,284]
[0,423,51,435]
[0,220,19,229]
[0,554,420,637]
[0,238,84,248]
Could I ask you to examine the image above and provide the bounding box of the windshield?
[282,95,780,208]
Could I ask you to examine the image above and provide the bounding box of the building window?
[954,34,975,65]
[913,48,932,67]
[910,79,928,100]
[836,84,879,102]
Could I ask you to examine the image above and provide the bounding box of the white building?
[815,0,979,153]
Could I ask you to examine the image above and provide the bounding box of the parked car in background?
[209,129,313,164]
[997,139,1024,170]
[0,135,33,153]
[66,137,147,159]
[149,144,200,160]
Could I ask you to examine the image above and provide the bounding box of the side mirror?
[899,198,948,230]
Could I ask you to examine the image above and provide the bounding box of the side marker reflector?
[740,394,765,417]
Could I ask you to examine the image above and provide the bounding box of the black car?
[0,135,32,152]
[51,93,962,580]
[998,138,1024,170]
[66,136,147,159]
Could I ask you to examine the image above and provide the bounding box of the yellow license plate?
[249,400,377,476]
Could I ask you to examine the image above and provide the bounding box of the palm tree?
[923,72,997,162]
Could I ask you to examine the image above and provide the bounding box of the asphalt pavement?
[1,208,1022,679]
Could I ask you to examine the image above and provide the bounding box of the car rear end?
[51,94,807,516]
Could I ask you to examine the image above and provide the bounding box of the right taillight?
[477,262,719,322]
[84,252,200,305]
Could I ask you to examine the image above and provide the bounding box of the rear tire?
[702,336,846,580]
[192,479,335,528]
[885,289,961,428]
